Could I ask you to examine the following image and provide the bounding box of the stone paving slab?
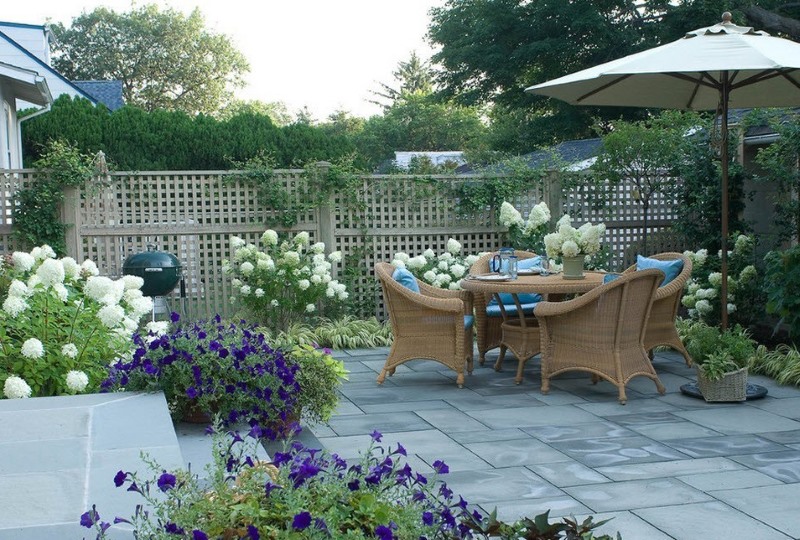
[634,501,793,540]
[728,449,800,482]
[710,483,800,538]
[549,435,690,467]
[673,406,800,434]
[676,469,783,491]
[565,477,712,512]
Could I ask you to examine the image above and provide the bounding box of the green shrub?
[764,245,800,340]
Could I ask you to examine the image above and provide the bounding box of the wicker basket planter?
[695,366,748,402]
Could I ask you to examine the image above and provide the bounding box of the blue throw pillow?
[636,255,683,287]
[392,267,420,293]
[603,273,621,284]
[518,256,543,270]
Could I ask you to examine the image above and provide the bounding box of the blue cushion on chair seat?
[636,255,683,287]
[464,315,474,329]
[603,273,621,284]
[486,302,539,317]
[392,267,420,293]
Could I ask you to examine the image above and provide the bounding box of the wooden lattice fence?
[0,167,682,321]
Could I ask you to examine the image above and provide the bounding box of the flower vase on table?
[561,255,585,280]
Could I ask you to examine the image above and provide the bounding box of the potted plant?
[543,214,607,279]
[682,320,756,402]
[103,314,347,436]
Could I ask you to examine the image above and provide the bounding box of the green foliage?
[681,234,765,328]
[671,119,751,253]
[289,344,348,425]
[753,110,800,242]
[51,4,249,115]
[225,230,347,333]
[428,0,667,146]
[22,96,357,170]
[260,317,392,350]
[764,245,800,339]
[356,92,486,170]
[750,344,800,386]
[0,247,150,398]
[680,320,756,380]
[16,140,98,254]
[85,427,621,539]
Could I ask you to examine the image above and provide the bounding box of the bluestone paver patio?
[3,347,800,539]
[310,347,800,539]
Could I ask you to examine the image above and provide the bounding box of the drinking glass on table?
[540,258,551,276]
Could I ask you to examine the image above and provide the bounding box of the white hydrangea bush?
[498,201,551,253]
[223,229,347,332]
[0,245,152,398]
[392,238,485,290]
[543,214,606,261]
[681,234,762,326]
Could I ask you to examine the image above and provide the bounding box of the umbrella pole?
[720,73,730,330]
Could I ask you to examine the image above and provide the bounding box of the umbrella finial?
[722,12,733,24]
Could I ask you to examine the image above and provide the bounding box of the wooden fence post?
[315,161,336,251]
[544,170,564,221]
[61,185,81,260]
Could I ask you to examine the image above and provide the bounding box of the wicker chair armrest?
[388,279,465,313]
[419,281,473,312]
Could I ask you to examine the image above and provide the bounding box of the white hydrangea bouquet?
[681,234,761,326]
[223,229,346,332]
[498,201,551,253]
[543,214,607,261]
[0,245,152,399]
[392,238,483,290]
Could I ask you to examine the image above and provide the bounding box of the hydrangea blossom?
[21,338,44,359]
[66,370,89,392]
[62,344,79,359]
[498,201,525,228]
[446,238,462,255]
[36,258,65,287]
[261,230,279,246]
[3,375,32,399]
[3,296,28,317]
[11,252,35,272]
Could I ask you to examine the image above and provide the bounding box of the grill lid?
[123,244,182,297]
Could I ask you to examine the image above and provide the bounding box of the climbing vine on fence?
[16,140,101,255]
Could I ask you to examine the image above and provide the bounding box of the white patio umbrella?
[526,12,800,329]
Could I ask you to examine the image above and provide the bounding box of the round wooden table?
[462,271,607,383]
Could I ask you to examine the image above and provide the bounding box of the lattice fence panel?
[0,170,35,253]
[0,168,682,322]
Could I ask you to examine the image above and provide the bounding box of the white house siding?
[0,23,50,64]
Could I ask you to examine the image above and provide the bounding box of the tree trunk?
[743,6,800,41]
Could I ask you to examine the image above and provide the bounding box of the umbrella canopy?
[526,13,800,329]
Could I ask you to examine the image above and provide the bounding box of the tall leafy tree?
[428,0,800,149]
[370,51,435,109]
[50,4,249,115]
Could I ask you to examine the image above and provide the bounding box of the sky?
[2,0,446,120]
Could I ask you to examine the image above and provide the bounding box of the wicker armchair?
[621,252,693,365]
[535,268,666,404]
[469,251,540,364]
[375,262,474,387]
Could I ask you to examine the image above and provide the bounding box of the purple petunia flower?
[186,386,198,399]
[422,511,434,526]
[247,524,260,539]
[170,311,180,323]
[370,429,383,442]
[392,443,407,457]
[113,470,127,487]
[375,524,393,540]
[79,507,99,528]
[192,530,208,540]
[292,511,312,530]
[157,472,177,492]
[165,522,185,534]
[432,460,449,474]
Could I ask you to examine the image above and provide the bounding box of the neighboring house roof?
[73,80,125,111]
[0,25,97,107]
[394,151,466,169]
[523,138,602,171]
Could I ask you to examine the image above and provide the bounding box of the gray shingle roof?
[72,80,124,111]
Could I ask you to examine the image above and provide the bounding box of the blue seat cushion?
[636,255,683,287]
[464,315,474,329]
[603,273,621,284]
[486,302,539,317]
[392,267,420,293]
